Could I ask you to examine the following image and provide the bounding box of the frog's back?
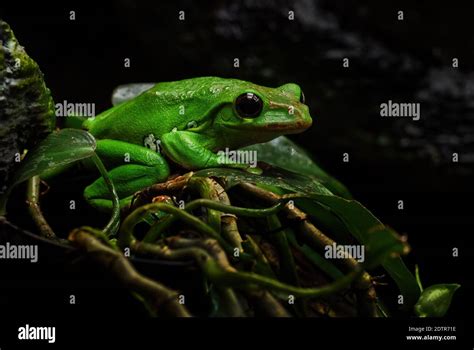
[83,77,233,146]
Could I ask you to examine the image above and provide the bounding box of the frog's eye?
[299,90,306,104]
[235,93,263,118]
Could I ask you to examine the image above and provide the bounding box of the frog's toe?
[85,196,133,212]
[244,166,263,175]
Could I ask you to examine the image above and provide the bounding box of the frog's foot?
[87,195,134,212]
[244,166,263,175]
[84,164,170,211]
[84,139,170,212]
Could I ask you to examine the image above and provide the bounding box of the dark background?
[0,1,471,320]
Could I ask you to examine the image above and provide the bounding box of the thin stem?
[73,226,117,249]
[120,202,233,254]
[186,198,285,217]
[0,188,10,216]
[216,264,361,298]
[221,216,243,253]
[144,197,292,243]
[189,177,244,251]
[187,177,223,233]
[26,176,56,239]
[241,235,277,278]
[176,227,247,317]
[91,154,120,236]
[415,264,423,292]
[266,215,299,286]
[132,238,362,299]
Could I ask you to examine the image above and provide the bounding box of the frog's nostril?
[279,83,301,100]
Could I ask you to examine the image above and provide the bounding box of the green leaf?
[304,195,421,309]
[414,284,460,317]
[193,167,333,196]
[241,136,352,198]
[295,198,353,244]
[0,129,96,215]
[10,128,97,188]
[363,226,408,269]
[296,199,408,276]
[0,128,119,236]
[297,198,408,269]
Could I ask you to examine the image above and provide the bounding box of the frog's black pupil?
[299,90,305,104]
[235,93,263,118]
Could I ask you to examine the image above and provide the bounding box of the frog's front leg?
[161,131,249,170]
[84,139,170,211]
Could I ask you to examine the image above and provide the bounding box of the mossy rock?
[0,20,55,194]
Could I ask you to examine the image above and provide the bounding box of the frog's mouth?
[265,119,313,133]
[228,117,313,134]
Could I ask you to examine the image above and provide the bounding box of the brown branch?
[188,177,244,251]
[245,289,292,317]
[68,228,191,317]
[26,176,56,240]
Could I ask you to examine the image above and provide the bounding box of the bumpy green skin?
[82,77,312,210]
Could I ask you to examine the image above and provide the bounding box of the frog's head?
[212,79,313,148]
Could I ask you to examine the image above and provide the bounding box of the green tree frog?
[81,77,312,210]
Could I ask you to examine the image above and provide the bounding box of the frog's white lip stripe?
[227,120,311,133]
[268,101,303,118]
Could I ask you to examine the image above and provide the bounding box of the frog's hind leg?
[84,139,170,211]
